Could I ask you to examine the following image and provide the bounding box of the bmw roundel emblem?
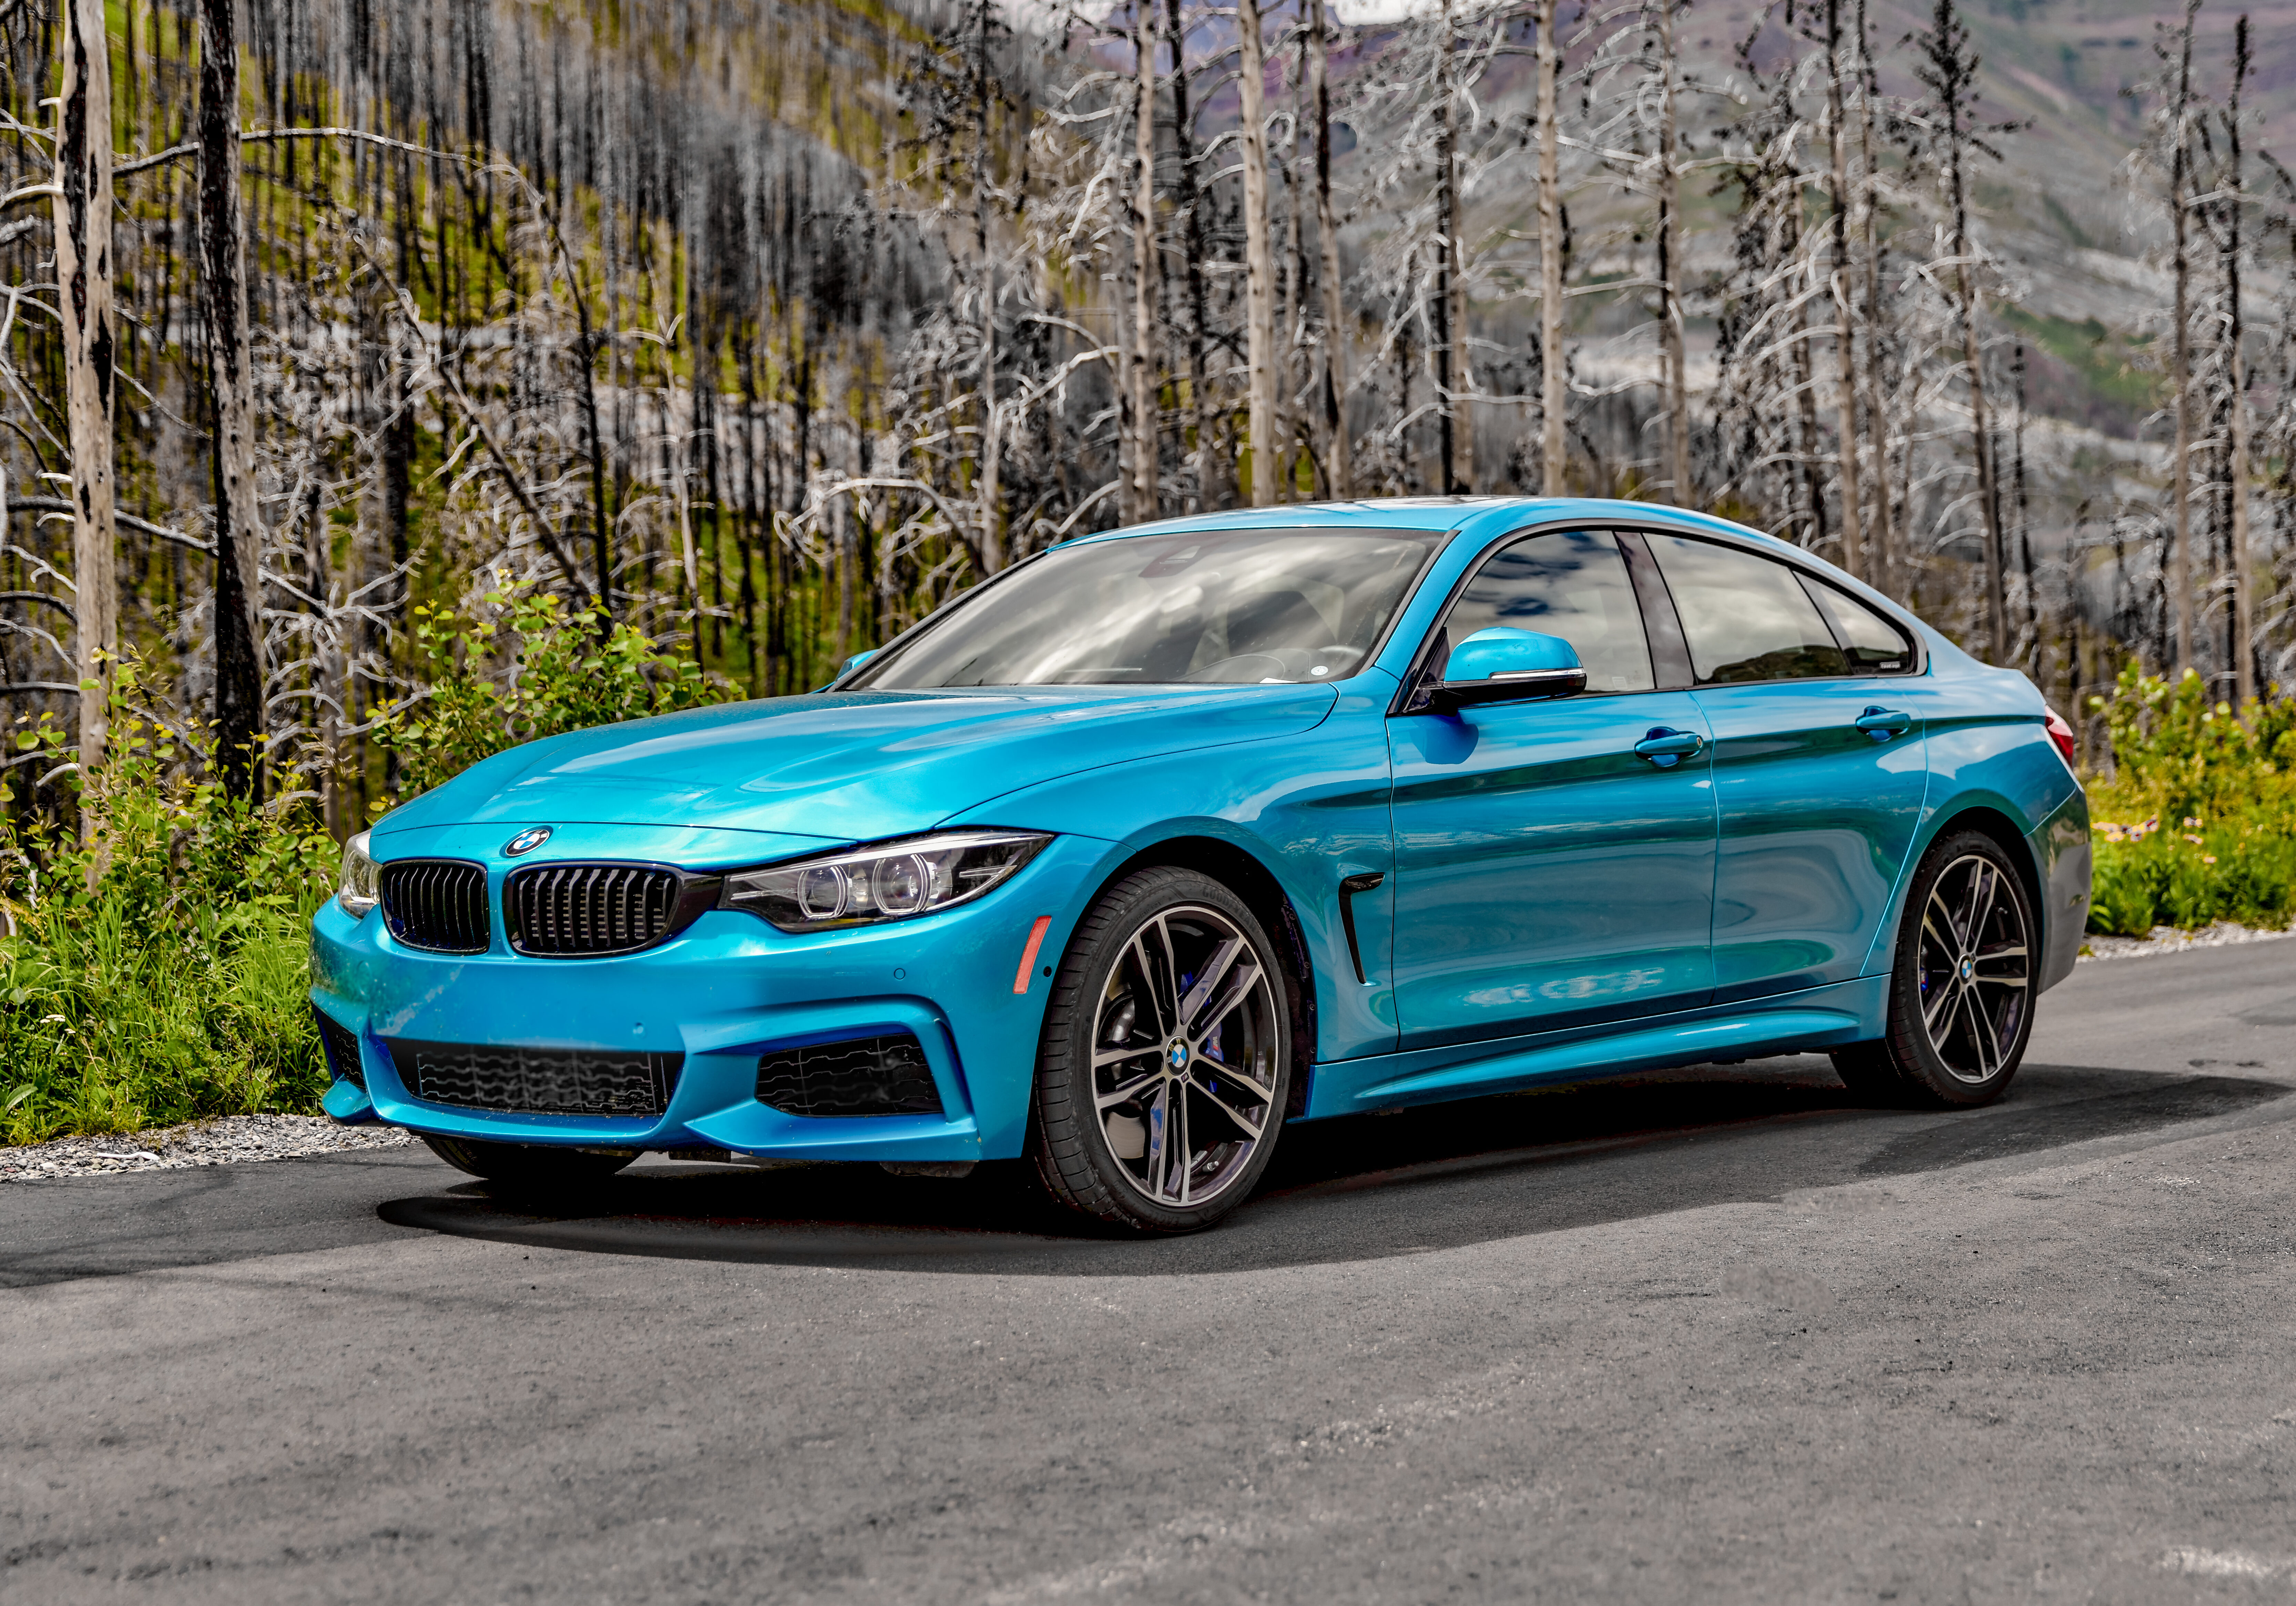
[503,826,553,857]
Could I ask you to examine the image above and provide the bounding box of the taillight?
[2044,706,2077,768]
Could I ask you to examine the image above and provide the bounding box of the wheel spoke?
[1186,959,1263,1047]
[1963,988,2002,1077]
[1189,1071,1266,1141]
[1922,897,1958,960]
[1175,936,1245,1034]
[1144,1081,1171,1200]
[1922,974,1960,1037]
[1190,1053,1274,1107]
[1125,934,1168,1041]
[1095,1069,1159,1110]
[1152,916,1185,1041]
[1093,1042,1157,1069]
[1168,1079,1192,1204]
[1960,863,1998,954]
[1974,972,2029,990]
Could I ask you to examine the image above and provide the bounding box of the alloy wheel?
[1089,904,1282,1208]
[1915,853,2031,1085]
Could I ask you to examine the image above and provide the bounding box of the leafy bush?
[2085,665,2296,937]
[2,586,740,1143]
[0,670,338,1143]
[375,582,731,795]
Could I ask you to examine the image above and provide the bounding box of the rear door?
[1641,532,1930,1003]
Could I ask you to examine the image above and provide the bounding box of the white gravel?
[1,1113,411,1183]
[2079,921,2296,963]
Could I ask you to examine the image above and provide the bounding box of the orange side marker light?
[1013,916,1053,995]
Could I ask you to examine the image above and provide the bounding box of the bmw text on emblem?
[503,826,553,857]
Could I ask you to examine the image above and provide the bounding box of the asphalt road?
[7,944,2296,1605]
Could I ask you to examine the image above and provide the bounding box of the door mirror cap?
[1436,628,1587,709]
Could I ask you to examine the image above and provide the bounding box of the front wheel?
[1030,867,1291,1235]
[1832,829,2037,1108]
[421,1135,635,1192]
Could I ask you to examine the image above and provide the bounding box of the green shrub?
[375,581,733,796]
[2085,665,2296,937]
[2,584,741,1144]
[0,670,338,1143]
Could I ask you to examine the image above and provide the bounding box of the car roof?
[1054,497,1802,554]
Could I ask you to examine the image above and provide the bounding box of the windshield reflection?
[853,528,1442,689]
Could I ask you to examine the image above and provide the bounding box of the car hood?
[373,683,1341,848]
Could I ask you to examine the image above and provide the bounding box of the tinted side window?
[1646,534,1849,684]
[1802,578,1915,674]
[1445,529,1654,693]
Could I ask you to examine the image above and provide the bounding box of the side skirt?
[1300,974,1889,1119]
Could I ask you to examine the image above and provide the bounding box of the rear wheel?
[1030,868,1290,1235]
[1831,829,2036,1108]
[421,1135,635,1192]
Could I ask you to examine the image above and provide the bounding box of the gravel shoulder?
[2079,920,2296,962]
[0,1113,410,1183]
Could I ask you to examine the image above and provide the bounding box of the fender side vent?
[755,1034,943,1118]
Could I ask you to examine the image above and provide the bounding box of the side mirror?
[1436,627,1586,709]
[830,648,878,687]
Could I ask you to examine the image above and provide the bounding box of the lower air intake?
[755,1034,943,1118]
[389,1039,682,1117]
[314,1008,365,1090]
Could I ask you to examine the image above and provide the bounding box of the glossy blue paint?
[1445,626,1581,681]
[1387,689,1718,1048]
[1694,677,1929,1002]
[312,497,2088,1165]
[1310,974,1888,1116]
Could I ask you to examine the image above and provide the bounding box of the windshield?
[851,528,1443,689]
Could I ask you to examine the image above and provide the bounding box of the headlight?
[720,830,1051,932]
[337,830,379,918]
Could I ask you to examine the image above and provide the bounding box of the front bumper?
[311,829,1109,1161]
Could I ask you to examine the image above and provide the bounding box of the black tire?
[1030,867,1291,1235]
[1831,828,2037,1109]
[421,1135,635,1192]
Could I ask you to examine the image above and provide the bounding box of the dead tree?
[54,0,116,777]
[1307,0,1350,498]
[1130,3,1160,524]
[1656,0,1690,507]
[1823,0,1864,582]
[2225,14,2254,704]
[2166,0,2199,673]
[1537,0,1564,492]
[1237,0,1279,505]
[200,0,266,798]
[1916,0,2008,661]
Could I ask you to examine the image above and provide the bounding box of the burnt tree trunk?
[199,0,265,799]
[56,0,118,784]
[1237,0,1278,506]
[1308,0,1350,499]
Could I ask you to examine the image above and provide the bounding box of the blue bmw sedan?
[312,499,2091,1233]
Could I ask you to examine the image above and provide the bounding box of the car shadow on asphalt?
[374,1058,2293,1275]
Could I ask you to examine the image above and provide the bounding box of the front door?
[1642,533,1931,1002]
[1387,528,1720,1051]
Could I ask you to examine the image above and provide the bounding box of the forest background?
[0,0,2292,1140]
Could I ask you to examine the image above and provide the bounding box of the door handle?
[1633,727,1705,768]
[1855,706,1913,742]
